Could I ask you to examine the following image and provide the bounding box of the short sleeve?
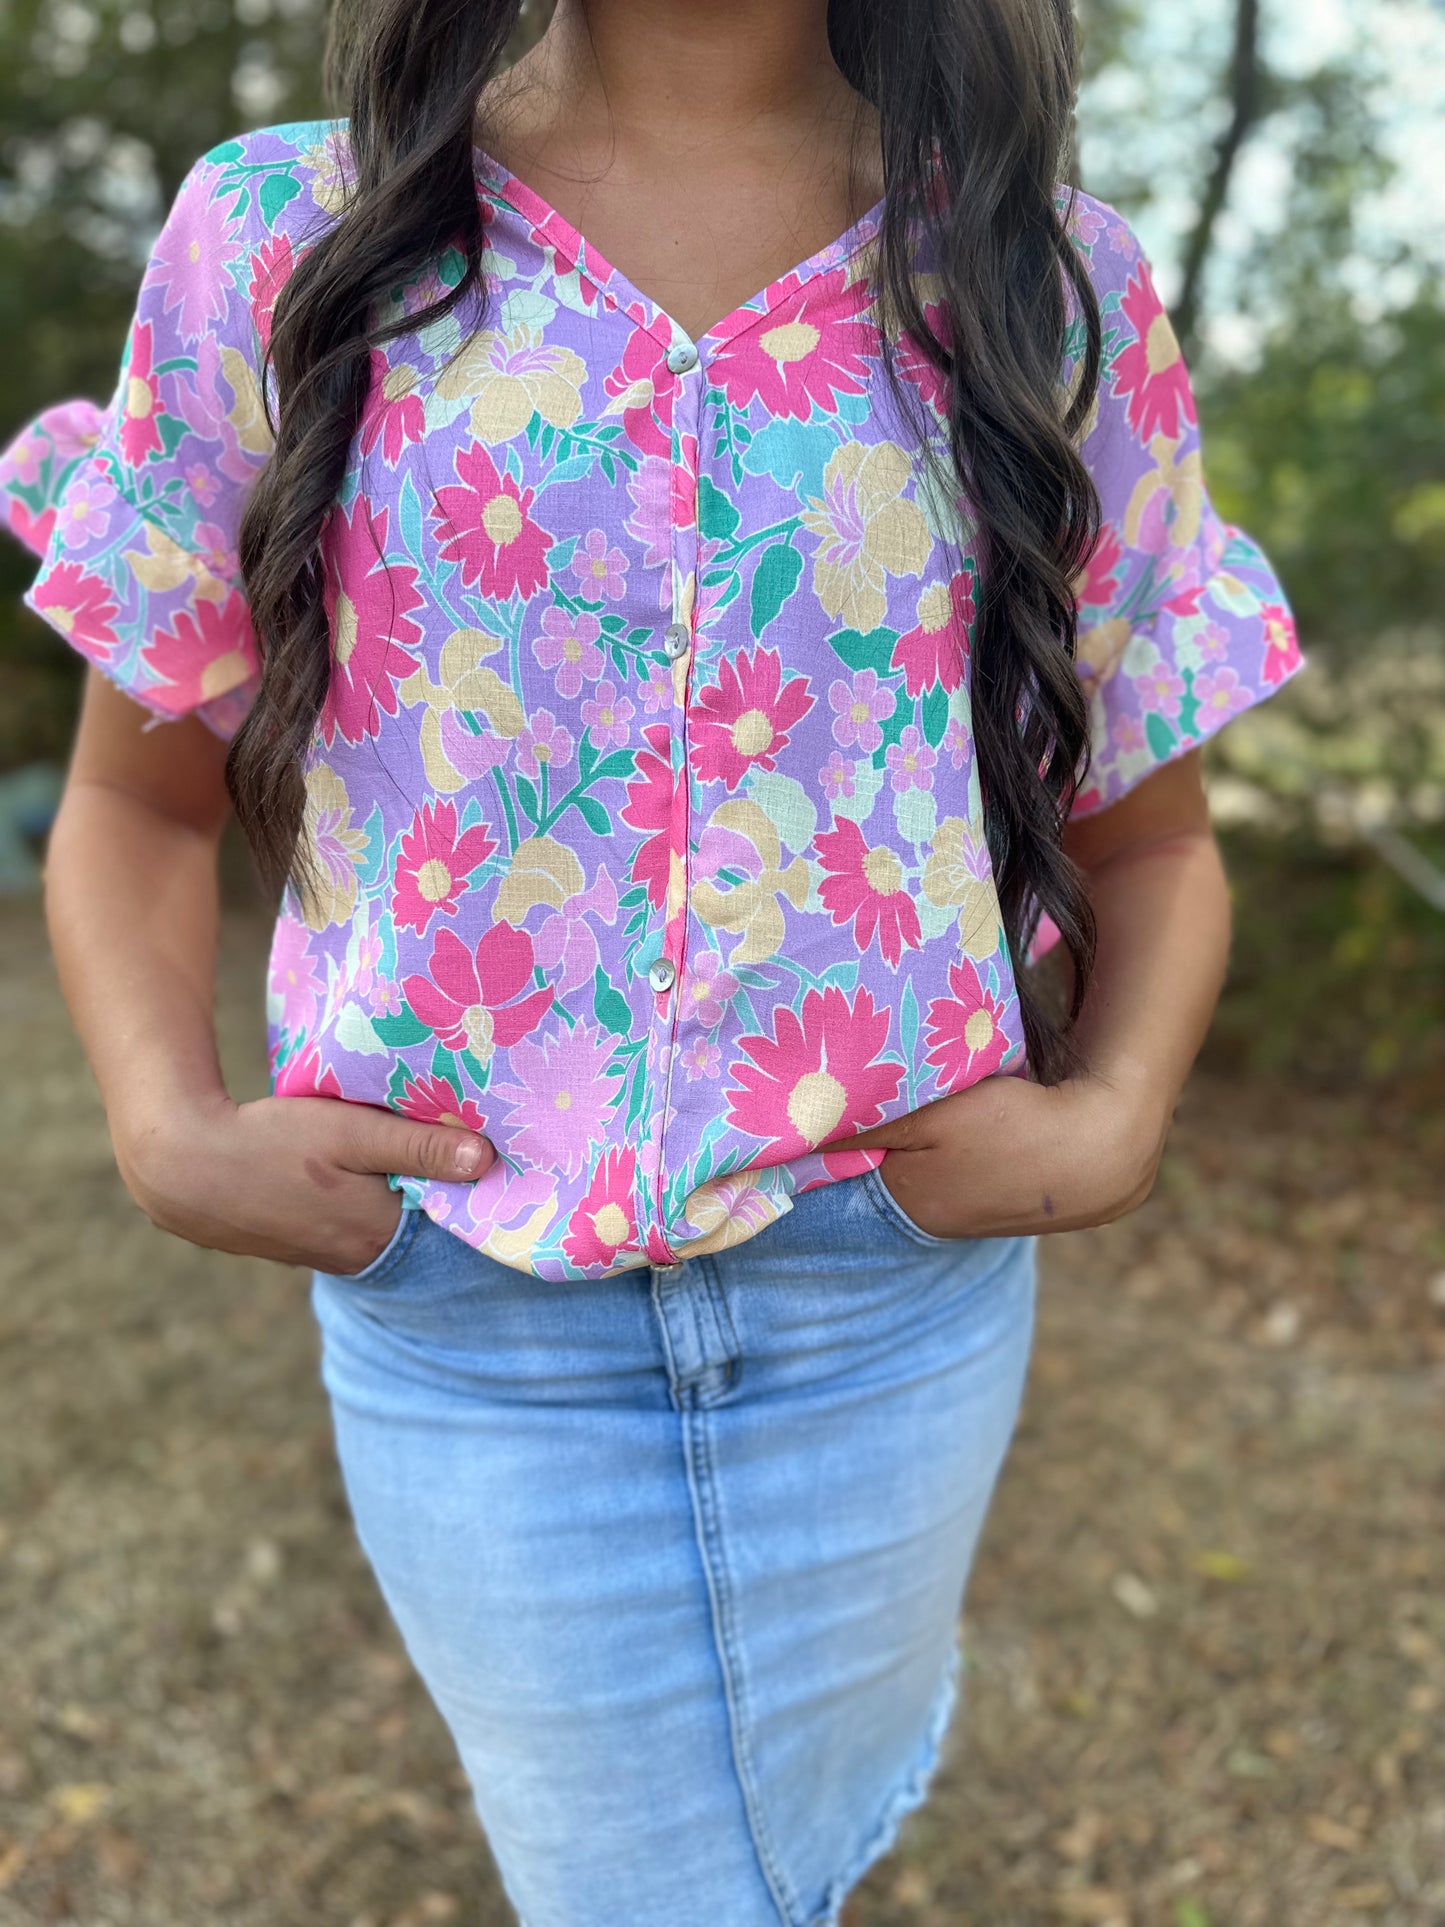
[1062,195,1304,817]
[0,143,274,741]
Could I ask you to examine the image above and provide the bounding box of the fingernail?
[454,1138,485,1176]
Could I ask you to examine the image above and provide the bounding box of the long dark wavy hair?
[230,0,1104,1086]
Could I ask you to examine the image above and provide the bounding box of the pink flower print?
[821,750,856,801]
[1260,601,1302,688]
[320,498,424,746]
[571,527,628,601]
[517,709,574,780]
[30,561,119,663]
[707,265,877,420]
[533,604,605,697]
[533,866,620,996]
[274,1039,342,1100]
[1111,713,1146,755]
[55,474,116,547]
[640,661,674,713]
[269,916,322,1035]
[1111,264,1198,443]
[1198,620,1230,662]
[886,724,936,794]
[942,718,968,770]
[829,668,894,754]
[682,1038,723,1082]
[724,984,904,1160]
[605,329,672,460]
[402,923,553,1061]
[895,298,952,417]
[185,463,220,509]
[397,1071,489,1136]
[923,958,1009,1090]
[392,798,498,935]
[439,709,511,777]
[359,352,428,466]
[350,922,383,1001]
[581,678,634,750]
[682,949,739,1030]
[248,229,296,352]
[621,724,679,910]
[562,1146,639,1270]
[194,520,240,581]
[1074,522,1125,613]
[891,573,972,698]
[1132,663,1185,720]
[815,817,922,968]
[141,591,257,709]
[691,647,814,791]
[432,441,553,601]
[491,1022,620,1180]
[118,321,165,467]
[1193,666,1249,722]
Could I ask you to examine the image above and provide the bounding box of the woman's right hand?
[112,1090,495,1275]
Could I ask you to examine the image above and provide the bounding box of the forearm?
[1067,827,1232,1146]
[44,777,230,1169]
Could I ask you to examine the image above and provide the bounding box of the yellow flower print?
[303,140,350,216]
[673,1170,786,1259]
[399,627,525,793]
[691,798,809,966]
[922,816,1002,954]
[1123,435,1204,554]
[298,764,369,932]
[436,324,587,442]
[124,521,231,605]
[800,440,931,632]
[491,834,585,924]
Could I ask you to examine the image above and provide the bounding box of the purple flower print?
[681,1038,722,1082]
[1133,663,1185,720]
[55,475,116,546]
[829,668,895,753]
[625,458,673,575]
[942,717,968,770]
[580,678,634,750]
[151,190,246,341]
[821,749,856,800]
[490,1022,618,1180]
[185,462,220,508]
[1193,666,1250,721]
[885,723,936,794]
[639,661,674,714]
[1198,621,1230,662]
[517,709,575,780]
[269,916,322,1034]
[370,977,401,1018]
[1111,712,1146,755]
[682,949,739,1030]
[533,866,619,995]
[571,527,628,601]
[534,605,604,697]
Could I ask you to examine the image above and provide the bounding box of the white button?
[648,957,677,993]
[662,622,690,660]
[665,342,698,374]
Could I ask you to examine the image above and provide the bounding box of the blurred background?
[0,2,1441,1923]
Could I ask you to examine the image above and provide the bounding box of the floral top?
[0,119,1303,1281]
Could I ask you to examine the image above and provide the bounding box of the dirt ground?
[0,894,1442,1927]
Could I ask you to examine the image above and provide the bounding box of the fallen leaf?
[1307,1815,1364,1853]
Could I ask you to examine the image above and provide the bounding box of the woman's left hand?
[846,1066,1172,1240]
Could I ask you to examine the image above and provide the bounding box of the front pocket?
[860,1163,952,1247]
[333,1199,424,1284]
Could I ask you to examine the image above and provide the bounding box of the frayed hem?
[811,1634,964,1927]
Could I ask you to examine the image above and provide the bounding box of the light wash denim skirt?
[310,1168,1037,1927]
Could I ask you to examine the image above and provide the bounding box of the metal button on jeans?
[665,342,698,374]
[662,622,690,660]
[648,957,677,993]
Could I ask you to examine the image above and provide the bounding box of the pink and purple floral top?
[0,120,1303,1280]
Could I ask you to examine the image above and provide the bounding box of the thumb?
[343,1105,496,1184]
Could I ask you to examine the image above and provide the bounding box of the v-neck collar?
[470,142,887,356]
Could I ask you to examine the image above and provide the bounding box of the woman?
[0,0,1303,1920]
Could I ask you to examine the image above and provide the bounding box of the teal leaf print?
[828,627,898,675]
[1145,711,1178,761]
[258,171,302,228]
[749,542,803,639]
[920,683,950,749]
[429,1044,464,1101]
[372,1007,432,1049]
[1178,666,1200,739]
[698,476,741,542]
[353,803,388,890]
[515,773,540,826]
[592,966,633,1037]
[573,793,611,836]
